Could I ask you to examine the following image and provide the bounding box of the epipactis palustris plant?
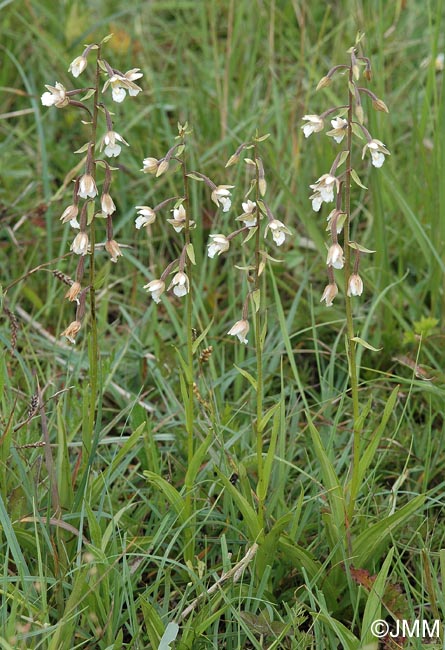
[41,35,142,471]
[302,33,390,516]
[41,34,142,345]
[135,122,237,561]
[207,132,292,527]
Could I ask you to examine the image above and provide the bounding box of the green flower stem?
[83,46,101,473]
[254,143,265,532]
[181,139,195,562]
[344,65,360,520]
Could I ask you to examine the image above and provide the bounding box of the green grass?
[1,1,445,648]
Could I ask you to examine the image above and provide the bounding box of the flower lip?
[265,219,291,246]
[168,271,189,297]
[326,117,348,143]
[101,130,129,157]
[41,82,69,108]
[362,138,390,168]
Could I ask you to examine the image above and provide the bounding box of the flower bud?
[316,75,332,91]
[355,105,364,124]
[225,153,240,167]
[372,98,389,113]
[156,159,169,177]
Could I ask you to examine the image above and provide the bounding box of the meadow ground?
[1,1,445,648]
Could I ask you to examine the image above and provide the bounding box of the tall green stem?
[344,66,360,519]
[254,144,265,531]
[181,139,195,561]
[84,47,101,471]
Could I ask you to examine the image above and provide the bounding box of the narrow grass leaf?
[233,364,257,391]
[140,599,164,648]
[357,386,399,487]
[215,467,261,540]
[354,495,425,565]
[361,548,394,646]
[143,471,187,526]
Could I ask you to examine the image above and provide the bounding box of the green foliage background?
[1,1,445,648]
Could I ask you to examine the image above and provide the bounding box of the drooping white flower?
[211,185,234,212]
[105,239,123,263]
[265,219,291,246]
[41,82,69,108]
[362,139,390,168]
[135,206,156,229]
[326,117,348,143]
[326,243,345,269]
[207,234,230,258]
[167,204,194,232]
[103,69,143,103]
[301,114,324,138]
[141,156,168,177]
[68,55,87,78]
[227,319,249,344]
[143,279,165,303]
[347,273,364,297]
[169,271,189,297]
[309,174,338,212]
[320,283,338,307]
[78,174,97,199]
[70,232,89,256]
[65,282,82,302]
[61,320,82,344]
[239,200,257,227]
[326,209,346,234]
[101,193,116,216]
[60,204,79,224]
[142,157,159,174]
[101,130,129,157]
